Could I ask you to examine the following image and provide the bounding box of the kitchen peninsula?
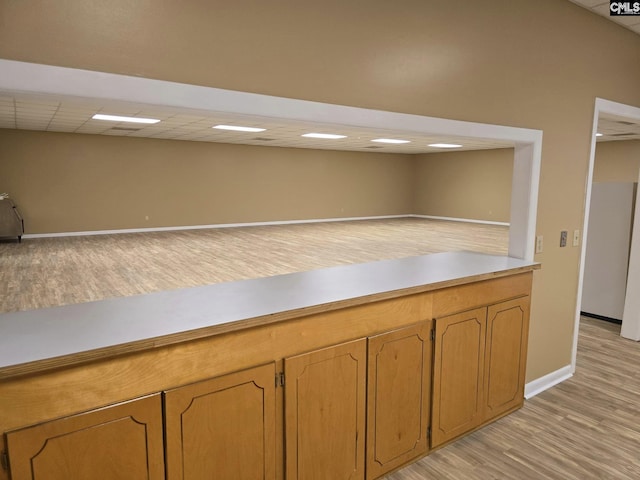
[0,251,539,480]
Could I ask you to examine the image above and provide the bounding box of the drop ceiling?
[569,0,640,35]
[0,92,516,154]
[1,91,637,154]
[598,114,640,142]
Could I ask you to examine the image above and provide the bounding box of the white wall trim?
[524,364,573,399]
[572,102,601,367]
[414,215,510,226]
[0,59,542,144]
[23,214,514,239]
[509,142,541,260]
[22,215,413,239]
[621,171,640,340]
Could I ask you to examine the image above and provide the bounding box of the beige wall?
[414,148,513,223]
[594,140,640,182]
[0,129,414,233]
[2,0,640,383]
[0,127,513,233]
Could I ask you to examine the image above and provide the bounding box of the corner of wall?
[524,364,573,399]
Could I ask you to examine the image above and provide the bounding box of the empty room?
[0,1,639,479]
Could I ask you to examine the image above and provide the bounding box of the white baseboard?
[23,214,509,239]
[524,364,573,399]
[414,215,510,227]
[22,214,413,239]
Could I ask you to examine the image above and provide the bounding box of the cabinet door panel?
[366,322,431,480]
[164,362,276,480]
[6,394,164,480]
[432,307,486,448]
[485,297,530,418]
[285,339,366,480]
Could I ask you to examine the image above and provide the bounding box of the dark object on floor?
[0,197,24,243]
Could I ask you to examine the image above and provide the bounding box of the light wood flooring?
[387,317,640,480]
[0,217,508,313]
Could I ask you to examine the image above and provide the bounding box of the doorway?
[574,98,640,369]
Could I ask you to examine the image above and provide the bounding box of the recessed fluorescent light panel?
[596,133,603,137]
[92,114,161,124]
[302,133,347,139]
[213,125,266,132]
[371,138,411,144]
[428,143,463,148]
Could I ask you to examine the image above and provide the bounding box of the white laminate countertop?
[0,251,539,378]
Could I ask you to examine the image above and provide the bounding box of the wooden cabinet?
[164,363,277,480]
[5,394,164,480]
[366,321,432,480]
[0,266,536,480]
[2,300,527,480]
[431,307,487,448]
[431,294,531,448]
[284,322,433,480]
[484,297,530,419]
[6,365,277,480]
[284,339,367,480]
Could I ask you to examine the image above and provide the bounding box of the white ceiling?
[598,114,640,142]
[569,0,640,35]
[0,91,515,154]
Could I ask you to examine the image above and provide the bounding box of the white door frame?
[573,98,640,367]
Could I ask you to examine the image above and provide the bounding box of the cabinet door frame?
[431,307,487,448]
[484,296,530,419]
[164,362,277,480]
[284,338,367,480]
[366,321,432,480]
[5,394,165,480]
